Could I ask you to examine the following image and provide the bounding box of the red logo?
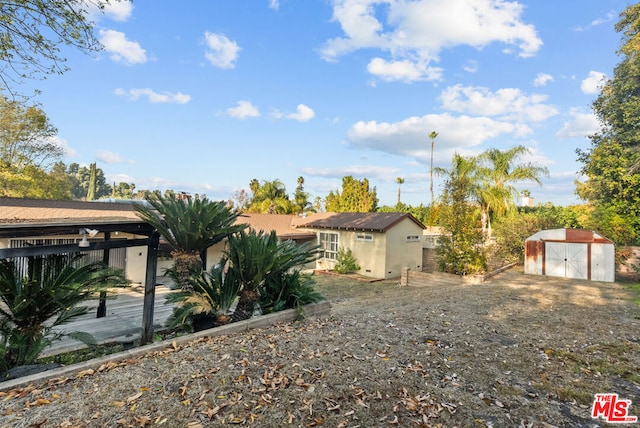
[591,393,638,423]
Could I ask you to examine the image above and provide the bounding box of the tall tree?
[0,0,116,98]
[436,153,486,275]
[396,177,405,204]
[325,176,378,212]
[428,131,438,207]
[86,163,97,200]
[476,145,548,238]
[67,162,112,200]
[576,3,640,244]
[293,176,313,214]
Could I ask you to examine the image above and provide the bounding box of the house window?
[319,232,339,260]
[406,234,421,242]
[355,233,373,242]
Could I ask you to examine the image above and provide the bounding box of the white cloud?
[301,165,400,180]
[115,88,191,104]
[204,32,241,69]
[99,29,147,65]
[50,136,76,157]
[463,60,479,73]
[439,84,558,122]
[347,113,531,163]
[533,72,553,87]
[367,57,442,82]
[321,0,542,82]
[102,1,134,21]
[269,0,279,10]
[556,109,599,138]
[226,100,260,119]
[87,0,133,22]
[273,104,315,122]
[581,71,607,94]
[96,150,134,164]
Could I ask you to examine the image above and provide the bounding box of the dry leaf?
[127,392,143,403]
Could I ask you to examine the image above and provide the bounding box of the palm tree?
[247,179,293,214]
[396,177,405,204]
[0,254,125,371]
[429,131,438,206]
[135,192,247,290]
[476,146,548,238]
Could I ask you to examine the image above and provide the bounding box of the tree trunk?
[172,251,203,290]
[232,289,259,322]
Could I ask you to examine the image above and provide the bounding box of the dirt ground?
[0,267,639,427]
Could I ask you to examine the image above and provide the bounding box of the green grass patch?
[623,282,640,306]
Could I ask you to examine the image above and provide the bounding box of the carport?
[524,228,615,282]
[0,200,160,344]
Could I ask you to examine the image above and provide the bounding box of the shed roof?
[293,212,425,232]
[525,228,613,244]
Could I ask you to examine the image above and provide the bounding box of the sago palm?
[165,261,241,330]
[135,192,247,290]
[0,254,126,371]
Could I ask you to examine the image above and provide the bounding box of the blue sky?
[28,0,628,207]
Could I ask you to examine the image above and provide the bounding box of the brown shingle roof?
[0,197,142,225]
[236,213,316,240]
[293,212,425,232]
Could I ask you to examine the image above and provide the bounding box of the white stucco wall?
[384,219,424,279]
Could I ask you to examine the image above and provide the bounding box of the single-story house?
[293,212,426,279]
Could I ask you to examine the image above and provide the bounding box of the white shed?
[524,228,615,282]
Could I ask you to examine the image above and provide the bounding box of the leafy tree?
[247,179,293,214]
[0,0,114,98]
[436,153,487,275]
[476,145,548,239]
[0,95,60,169]
[111,181,136,199]
[325,176,378,212]
[135,193,247,290]
[0,254,125,371]
[67,162,112,200]
[576,3,640,245]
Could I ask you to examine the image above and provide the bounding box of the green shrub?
[334,248,361,274]
[0,254,125,372]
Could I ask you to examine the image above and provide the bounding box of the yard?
[0,267,639,427]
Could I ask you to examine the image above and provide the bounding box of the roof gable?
[236,213,315,239]
[294,212,425,232]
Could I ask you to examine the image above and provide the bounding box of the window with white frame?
[318,232,339,260]
[406,234,421,242]
[355,233,373,242]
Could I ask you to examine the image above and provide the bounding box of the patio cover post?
[141,231,160,345]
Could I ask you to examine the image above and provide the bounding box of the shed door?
[591,244,615,282]
[545,242,588,279]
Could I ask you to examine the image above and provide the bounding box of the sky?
[24,0,630,208]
